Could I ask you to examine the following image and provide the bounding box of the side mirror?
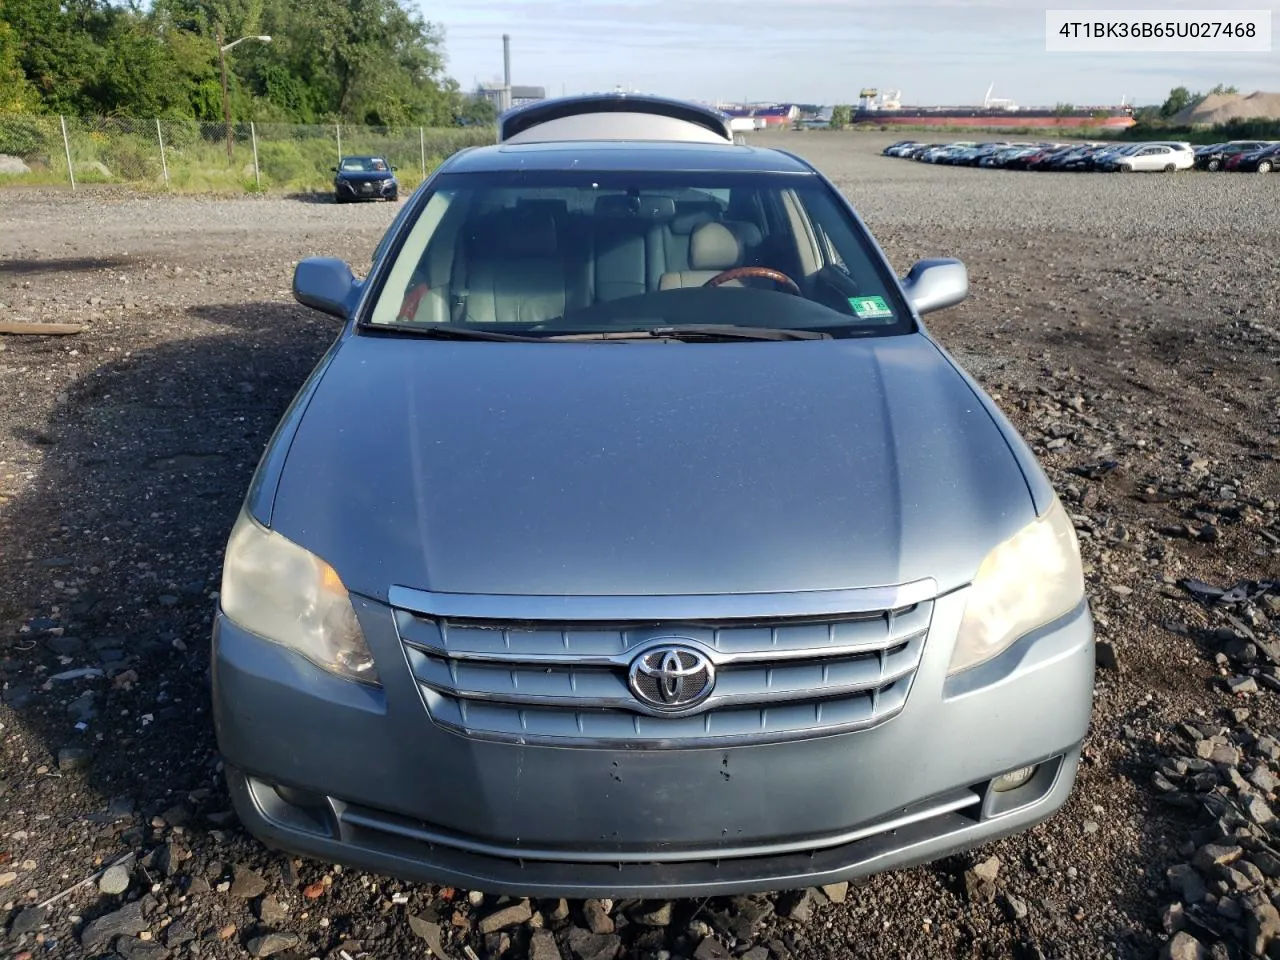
[293,257,360,319]
[390,165,398,171]
[901,258,968,315]
[331,166,338,172]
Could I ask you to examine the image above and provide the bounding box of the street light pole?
[216,31,272,163]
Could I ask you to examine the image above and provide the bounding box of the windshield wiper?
[365,322,546,342]
[545,325,831,342]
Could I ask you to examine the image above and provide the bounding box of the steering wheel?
[703,266,802,296]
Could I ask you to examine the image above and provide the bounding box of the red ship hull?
[854,113,1137,129]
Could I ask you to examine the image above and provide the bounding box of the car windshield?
[340,157,388,172]
[361,168,914,339]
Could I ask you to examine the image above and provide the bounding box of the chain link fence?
[0,114,495,194]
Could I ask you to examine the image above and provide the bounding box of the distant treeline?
[0,0,496,126]
[1111,117,1280,144]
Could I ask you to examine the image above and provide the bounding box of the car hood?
[269,332,1037,601]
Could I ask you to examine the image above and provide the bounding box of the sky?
[430,0,1279,108]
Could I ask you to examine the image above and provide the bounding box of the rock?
[98,862,132,895]
[155,840,187,877]
[467,889,485,906]
[583,898,614,934]
[114,936,170,960]
[1250,902,1280,956]
[1230,676,1260,695]
[8,906,45,935]
[1164,931,1208,960]
[1194,843,1244,872]
[634,901,673,927]
[1247,795,1276,826]
[1096,641,1119,670]
[1167,863,1208,903]
[741,949,770,960]
[530,929,562,960]
[692,936,731,960]
[1003,894,1029,920]
[258,895,287,926]
[246,931,301,957]
[164,921,195,947]
[1252,852,1280,878]
[0,155,31,175]
[820,881,849,903]
[80,900,147,950]
[964,856,1001,903]
[548,898,571,923]
[479,900,533,934]
[780,888,815,922]
[229,865,268,899]
[566,926,622,960]
[58,746,93,771]
[1250,767,1280,794]
[1258,738,1280,762]
[1162,902,1186,934]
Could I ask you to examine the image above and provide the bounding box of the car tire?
[1164,164,1176,172]
[1259,160,1273,173]
[334,193,346,204]
[1207,159,1221,172]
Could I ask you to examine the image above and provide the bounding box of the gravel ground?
[1,131,1278,960]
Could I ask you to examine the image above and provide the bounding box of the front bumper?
[335,178,397,199]
[212,588,1094,898]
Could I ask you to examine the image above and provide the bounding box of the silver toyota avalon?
[211,94,1095,898]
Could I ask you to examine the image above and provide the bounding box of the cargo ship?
[853,86,1137,130]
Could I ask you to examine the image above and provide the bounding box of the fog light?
[992,764,1037,792]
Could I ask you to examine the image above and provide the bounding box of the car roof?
[442,139,816,175]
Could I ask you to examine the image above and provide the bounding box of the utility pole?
[218,27,233,161]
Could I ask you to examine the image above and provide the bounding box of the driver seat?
[657,220,763,290]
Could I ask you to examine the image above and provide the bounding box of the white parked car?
[1115,144,1194,172]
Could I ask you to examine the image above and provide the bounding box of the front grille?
[393,601,932,747]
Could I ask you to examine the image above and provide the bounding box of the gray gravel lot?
[1,131,1278,960]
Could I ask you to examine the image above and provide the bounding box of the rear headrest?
[475,206,558,258]
[689,221,741,271]
[594,194,677,220]
[725,220,763,248]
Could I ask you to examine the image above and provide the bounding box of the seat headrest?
[671,200,723,235]
[688,221,742,271]
[594,194,677,220]
[476,206,558,258]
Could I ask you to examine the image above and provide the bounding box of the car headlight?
[947,496,1085,675]
[220,509,379,684]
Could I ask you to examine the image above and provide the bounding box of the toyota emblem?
[628,643,716,712]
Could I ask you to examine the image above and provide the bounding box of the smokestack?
[501,33,512,114]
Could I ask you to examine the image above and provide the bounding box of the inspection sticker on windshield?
[849,296,894,319]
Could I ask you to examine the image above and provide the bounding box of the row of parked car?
[882,138,1280,173]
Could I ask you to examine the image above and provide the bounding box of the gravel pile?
[1,133,1277,959]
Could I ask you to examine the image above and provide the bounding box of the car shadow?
[0,299,338,935]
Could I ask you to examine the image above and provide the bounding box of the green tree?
[829,104,852,130]
[1160,85,1195,118]
[0,21,40,112]
[1206,83,1238,96]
